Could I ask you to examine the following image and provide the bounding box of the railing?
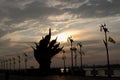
[0,68,120,77]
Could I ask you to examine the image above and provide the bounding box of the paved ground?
[0,74,120,80]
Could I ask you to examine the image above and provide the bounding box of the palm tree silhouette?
[32,28,63,74]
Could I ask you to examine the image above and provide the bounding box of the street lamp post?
[17,56,21,70]
[6,59,8,70]
[0,57,3,69]
[13,57,16,70]
[68,36,74,69]
[3,57,5,70]
[0,60,1,69]
[24,53,27,69]
[62,50,66,72]
[72,47,77,67]
[9,58,11,70]
[100,24,111,77]
[77,42,83,69]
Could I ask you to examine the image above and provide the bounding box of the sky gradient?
[0,0,120,68]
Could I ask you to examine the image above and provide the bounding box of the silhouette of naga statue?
[32,28,63,74]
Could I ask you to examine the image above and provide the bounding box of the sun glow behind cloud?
[52,29,81,43]
[57,33,68,42]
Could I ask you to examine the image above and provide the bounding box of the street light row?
[61,40,85,70]
[0,53,28,70]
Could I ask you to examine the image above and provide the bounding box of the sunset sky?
[0,0,120,68]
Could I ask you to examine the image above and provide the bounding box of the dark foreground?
[0,74,120,80]
[0,68,120,80]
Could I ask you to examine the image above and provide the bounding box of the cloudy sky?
[0,0,120,68]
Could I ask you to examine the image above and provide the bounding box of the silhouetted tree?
[32,29,63,74]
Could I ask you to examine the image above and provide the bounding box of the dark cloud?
[0,23,29,37]
[0,0,120,38]
[0,0,120,25]
[0,39,11,47]
[0,0,64,24]
[0,39,31,55]
[0,0,64,37]
[64,0,120,18]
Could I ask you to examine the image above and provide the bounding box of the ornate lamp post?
[17,56,21,70]
[0,58,4,69]
[6,59,8,70]
[62,50,66,72]
[9,58,11,70]
[100,24,111,77]
[77,42,84,69]
[24,53,27,69]
[67,36,74,69]
[3,57,5,70]
[0,59,1,69]
[13,57,16,70]
[72,47,77,67]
